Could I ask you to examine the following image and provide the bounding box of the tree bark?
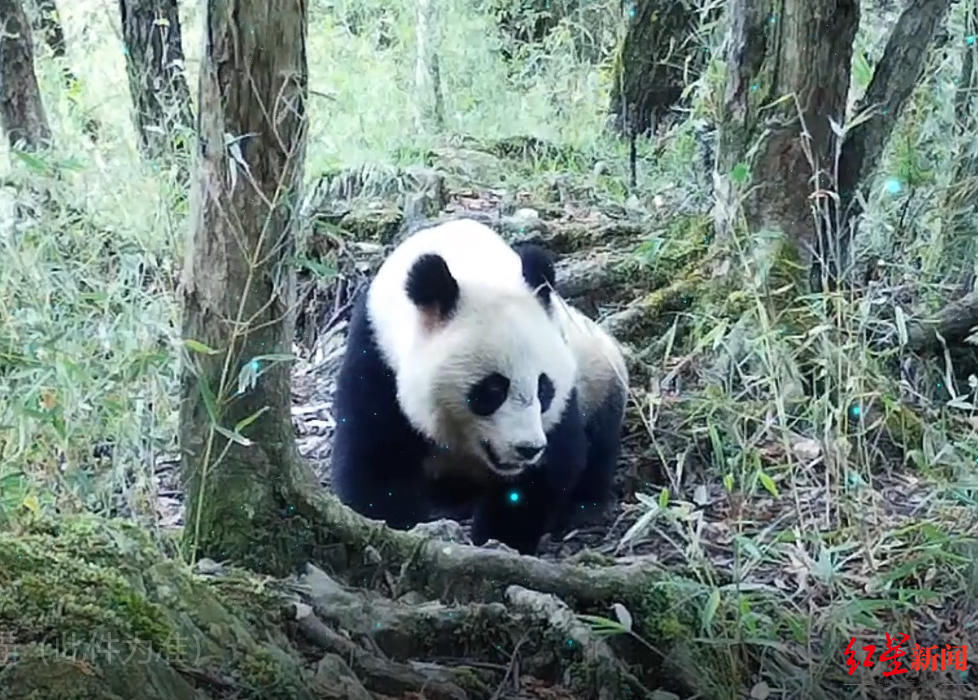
[0,0,51,150]
[608,0,710,136]
[715,0,860,292]
[834,0,952,276]
[118,0,193,161]
[179,0,315,576]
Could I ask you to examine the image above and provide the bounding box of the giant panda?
[330,218,628,554]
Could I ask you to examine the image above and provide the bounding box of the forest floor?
[4,2,977,698]
[142,136,978,699]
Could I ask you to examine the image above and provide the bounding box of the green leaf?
[197,374,220,424]
[214,424,252,446]
[12,150,50,173]
[758,470,779,497]
[184,339,219,355]
[234,406,269,433]
[701,588,720,630]
[730,162,750,184]
[852,51,873,91]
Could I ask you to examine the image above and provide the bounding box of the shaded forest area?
[1,0,978,698]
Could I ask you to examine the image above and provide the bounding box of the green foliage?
[3,0,978,698]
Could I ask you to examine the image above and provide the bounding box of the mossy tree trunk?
[715,0,859,293]
[608,0,709,136]
[179,0,316,577]
[31,0,100,138]
[0,0,51,150]
[118,0,193,162]
[715,0,951,293]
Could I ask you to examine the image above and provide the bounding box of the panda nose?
[515,444,544,460]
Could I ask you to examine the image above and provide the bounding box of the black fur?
[513,242,556,310]
[330,238,621,555]
[330,292,435,529]
[330,290,620,555]
[467,372,510,416]
[405,253,459,318]
[565,384,627,526]
[469,389,587,553]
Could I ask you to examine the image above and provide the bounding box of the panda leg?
[470,475,557,554]
[568,386,626,524]
[471,392,588,554]
[332,453,432,528]
[330,391,434,528]
[330,294,434,529]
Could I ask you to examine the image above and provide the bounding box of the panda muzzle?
[482,440,534,476]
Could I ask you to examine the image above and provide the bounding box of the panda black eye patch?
[538,373,554,412]
[467,372,510,416]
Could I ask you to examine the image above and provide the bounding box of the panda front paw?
[409,518,471,544]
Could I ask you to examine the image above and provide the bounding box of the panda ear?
[405,253,459,322]
[513,242,555,310]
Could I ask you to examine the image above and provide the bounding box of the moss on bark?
[0,514,323,700]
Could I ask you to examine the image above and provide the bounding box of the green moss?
[238,644,310,698]
[0,521,174,653]
[635,584,695,644]
[339,202,403,243]
[634,212,713,288]
[0,513,320,700]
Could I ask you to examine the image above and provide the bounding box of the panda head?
[396,244,576,477]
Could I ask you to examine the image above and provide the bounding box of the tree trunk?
[179,0,315,577]
[715,0,951,293]
[0,0,51,150]
[608,0,709,137]
[834,0,952,278]
[715,0,859,292]
[413,0,443,130]
[31,0,99,139]
[118,0,193,161]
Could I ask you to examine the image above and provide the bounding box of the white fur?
[548,297,629,419]
[367,219,578,474]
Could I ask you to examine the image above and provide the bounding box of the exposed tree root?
[288,562,665,699]
[0,511,695,699]
[294,610,474,700]
[282,487,699,696]
[504,585,652,700]
[292,487,660,606]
